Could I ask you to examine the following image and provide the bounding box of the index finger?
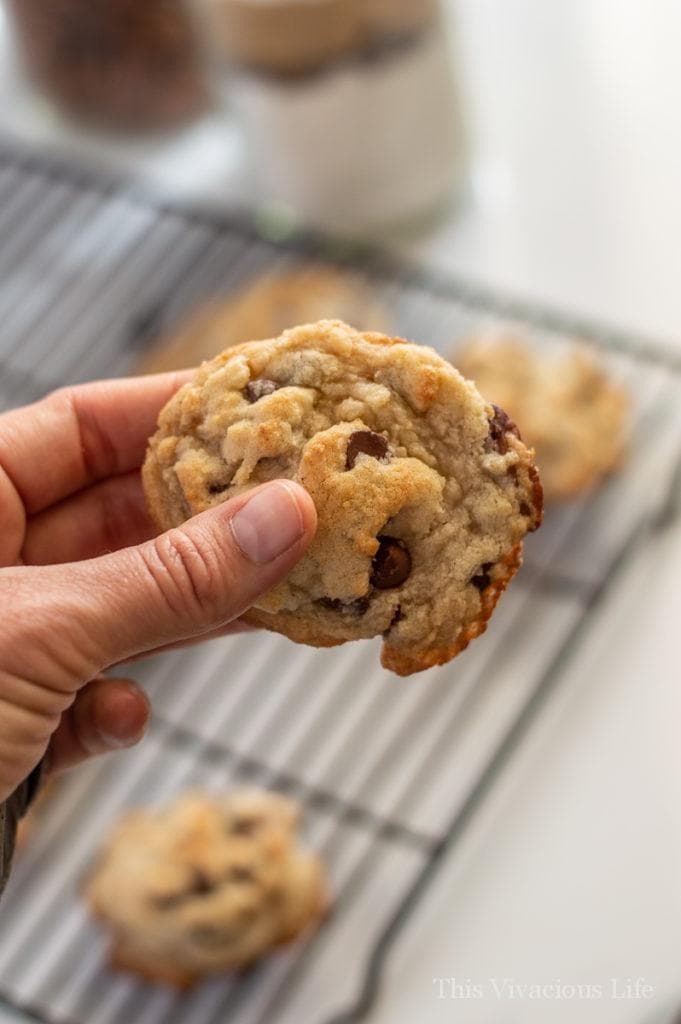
[0,370,193,515]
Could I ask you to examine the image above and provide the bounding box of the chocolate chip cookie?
[136,265,390,375]
[143,320,542,675]
[84,790,328,989]
[455,332,629,501]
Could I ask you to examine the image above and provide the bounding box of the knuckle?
[48,385,120,479]
[44,385,79,432]
[142,527,228,626]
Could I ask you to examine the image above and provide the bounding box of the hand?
[0,374,316,801]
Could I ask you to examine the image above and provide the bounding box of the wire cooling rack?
[0,139,680,1024]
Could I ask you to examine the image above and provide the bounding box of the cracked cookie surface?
[84,790,328,989]
[143,320,543,674]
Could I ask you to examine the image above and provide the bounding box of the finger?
[46,677,150,775]
[0,371,192,516]
[4,481,317,689]
[0,463,26,567]
[23,472,154,565]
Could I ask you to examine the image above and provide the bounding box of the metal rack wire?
[0,139,680,1024]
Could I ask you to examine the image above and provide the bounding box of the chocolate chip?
[318,596,371,615]
[207,481,229,495]
[245,379,279,403]
[189,869,215,896]
[485,404,521,455]
[346,430,389,470]
[228,865,255,884]
[151,868,214,909]
[231,815,263,837]
[471,562,494,590]
[370,537,412,589]
[519,501,531,517]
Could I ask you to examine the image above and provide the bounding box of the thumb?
[28,480,316,682]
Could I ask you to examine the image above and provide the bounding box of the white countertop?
[1,2,680,1022]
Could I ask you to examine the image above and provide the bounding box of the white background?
[0,2,680,1022]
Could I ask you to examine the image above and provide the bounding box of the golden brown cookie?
[136,265,391,375]
[143,320,542,675]
[84,790,328,989]
[455,332,630,501]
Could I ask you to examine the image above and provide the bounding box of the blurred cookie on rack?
[454,332,630,501]
[84,789,329,989]
[136,265,391,375]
